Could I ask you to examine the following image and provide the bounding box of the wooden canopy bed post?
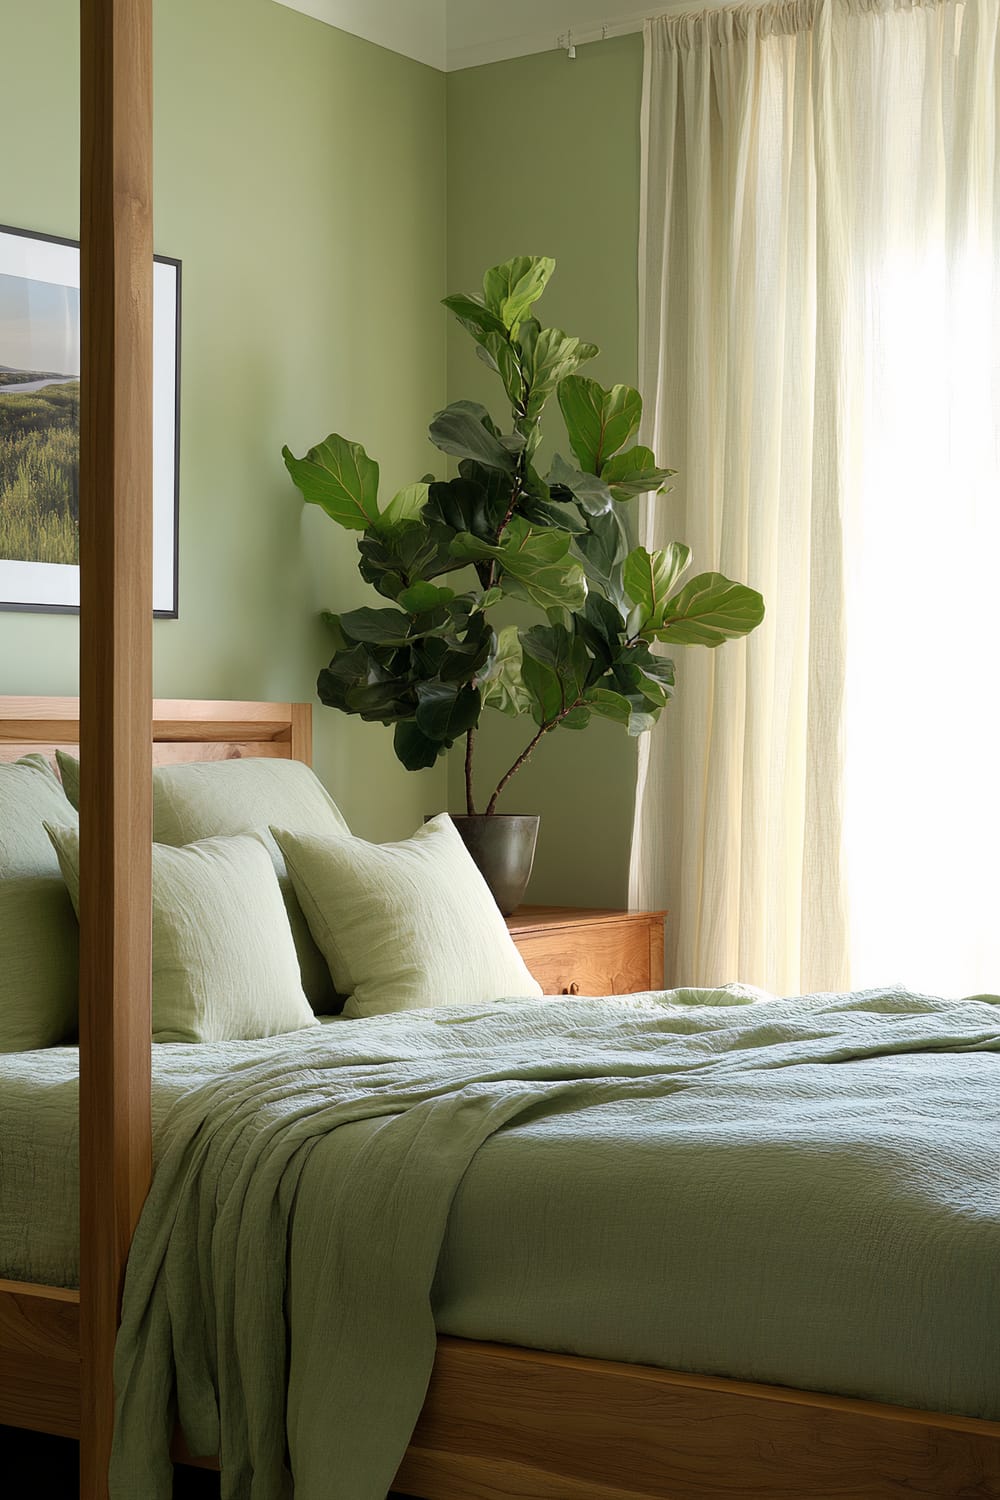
[78,2,155,1497]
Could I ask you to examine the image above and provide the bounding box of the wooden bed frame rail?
[1,1279,998,1498]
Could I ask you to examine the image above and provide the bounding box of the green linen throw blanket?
[109,987,1000,1499]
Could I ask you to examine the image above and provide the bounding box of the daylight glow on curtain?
[633,0,1000,996]
[823,0,1000,997]
[844,240,1000,995]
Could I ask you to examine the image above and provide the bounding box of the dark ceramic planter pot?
[448,814,540,916]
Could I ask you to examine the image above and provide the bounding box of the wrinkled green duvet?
[1,987,998,1498]
[102,987,1000,1499]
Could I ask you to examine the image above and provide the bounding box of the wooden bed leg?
[78,3,155,1498]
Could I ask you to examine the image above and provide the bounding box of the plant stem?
[464,727,477,816]
[487,429,530,592]
[493,343,530,555]
[485,723,550,815]
[485,697,583,815]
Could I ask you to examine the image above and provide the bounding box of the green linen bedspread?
[0,988,997,1499]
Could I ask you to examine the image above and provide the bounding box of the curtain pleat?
[632,0,1000,996]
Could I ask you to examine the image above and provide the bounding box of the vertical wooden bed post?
[79,3,154,1497]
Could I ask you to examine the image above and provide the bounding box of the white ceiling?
[273,0,651,72]
[274,1,448,70]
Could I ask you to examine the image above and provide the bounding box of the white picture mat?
[0,233,179,614]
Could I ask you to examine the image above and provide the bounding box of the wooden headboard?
[0,697,312,768]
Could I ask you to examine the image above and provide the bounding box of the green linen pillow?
[46,825,318,1044]
[0,755,79,1050]
[272,814,543,1019]
[57,751,348,1013]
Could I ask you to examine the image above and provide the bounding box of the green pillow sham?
[57,751,349,1013]
[0,755,79,1050]
[272,814,543,1019]
[46,825,318,1044]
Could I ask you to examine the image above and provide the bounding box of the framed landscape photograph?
[0,222,180,616]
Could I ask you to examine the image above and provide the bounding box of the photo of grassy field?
[0,378,80,564]
[0,234,177,612]
[0,261,81,568]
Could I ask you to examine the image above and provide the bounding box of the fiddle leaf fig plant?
[283,256,765,815]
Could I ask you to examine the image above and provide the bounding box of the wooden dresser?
[507,907,666,997]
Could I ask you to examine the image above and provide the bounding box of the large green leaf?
[623,543,691,630]
[397,581,456,615]
[547,453,615,516]
[425,474,507,542]
[428,401,517,473]
[436,613,496,684]
[474,334,525,407]
[574,509,629,613]
[586,678,661,736]
[450,517,587,613]
[577,591,627,673]
[282,434,380,531]
[345,678,415,723]
[333,603,456,648]
[517,494,589,534]
[357,519,457,599]
[480,625,532,717]
[519,323,599,420]
[557,376,642,475]
[444,289,525,405]
[610,643,676,722]
[332,606,413,646]
[651,572,766,647]
[441,293,507,339]
[460,459,517,527]
[317,644,379,715]
[378,482,429,529]
[415,681,481,743]
[519,622,590,725]
[393,721,442,771]
[482,256,555,332]
[584,687,633,727]
[600,446,675,501]
[622,642,676,697]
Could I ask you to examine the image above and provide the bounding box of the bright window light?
[843,243,1000,996]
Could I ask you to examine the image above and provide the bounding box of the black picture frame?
[0,220,180,618]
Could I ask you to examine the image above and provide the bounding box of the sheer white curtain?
[631,0,1000,996]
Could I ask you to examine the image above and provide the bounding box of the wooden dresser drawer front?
[516,921,655,997]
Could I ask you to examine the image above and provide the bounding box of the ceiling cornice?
[447,12,648,72]
[272,0,448,72]
[273,2,649,73]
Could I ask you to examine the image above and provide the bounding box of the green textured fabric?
[0,755,78,1050]
[57,752,349,1013]
[94,987,1000,1499]
[46,825,317,1044]
[273,814,542,1016]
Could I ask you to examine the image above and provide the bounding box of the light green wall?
[445,34,645,907]
[0,0,448,840]
[0,13,646,885]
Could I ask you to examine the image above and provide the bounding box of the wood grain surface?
[78,2,155,1495]
[510,910,666,996]
[396,1338,1000,1499]
[0,1283,80,1438]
